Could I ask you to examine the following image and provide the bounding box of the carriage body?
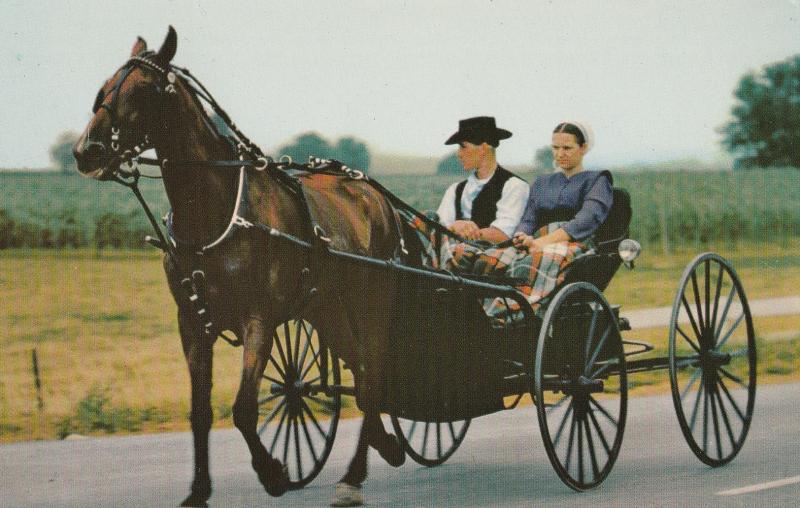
[259,185,757,491]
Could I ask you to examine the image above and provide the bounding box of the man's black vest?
[455,166,522,228]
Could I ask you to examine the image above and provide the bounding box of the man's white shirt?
[436,170,529,238]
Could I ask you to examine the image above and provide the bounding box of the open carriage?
[255,181,757,491]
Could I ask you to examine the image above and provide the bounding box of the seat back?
[594,188,632,253]
[561,187,632,291]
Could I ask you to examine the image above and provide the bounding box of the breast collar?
[165,166,252,254]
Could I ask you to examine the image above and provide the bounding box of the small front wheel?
[534,282,628,491]
[257,319,341,489]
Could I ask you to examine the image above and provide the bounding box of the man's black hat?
[444,116,512,147]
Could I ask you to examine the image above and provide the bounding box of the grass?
[1,242,799,442]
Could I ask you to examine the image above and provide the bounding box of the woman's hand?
[513,232,549,254]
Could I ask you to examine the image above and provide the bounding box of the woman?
[447,121,613,316]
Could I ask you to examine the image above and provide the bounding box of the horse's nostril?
[74,139,108,173]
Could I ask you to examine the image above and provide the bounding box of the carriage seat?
[560,188,632,292]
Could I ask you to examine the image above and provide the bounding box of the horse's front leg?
[231,317,290,497]
[178,312,215,508]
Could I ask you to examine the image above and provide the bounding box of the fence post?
[31,348,43,410]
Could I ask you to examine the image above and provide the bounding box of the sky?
[1,0,798,169]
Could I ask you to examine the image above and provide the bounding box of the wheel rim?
[257,319,341,488]
[534,282,628,491]
[669,253,756,467]
[390,416,471,467]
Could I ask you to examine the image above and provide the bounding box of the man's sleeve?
[436,182,458,227]
[490,178,530,237]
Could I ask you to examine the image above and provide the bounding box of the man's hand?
[450,220,481,240]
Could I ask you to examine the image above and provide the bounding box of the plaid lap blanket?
[398,210,595,321]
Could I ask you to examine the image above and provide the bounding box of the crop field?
[1,167,799,442]
[1,167,799,250]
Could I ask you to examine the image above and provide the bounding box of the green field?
[1,167,799,249]
[1,167,799,442]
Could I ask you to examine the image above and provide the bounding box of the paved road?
[2,382,798,507]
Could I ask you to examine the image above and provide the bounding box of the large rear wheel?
[534,282,628,491]
[257,319,341,489]
[668,253,756,466]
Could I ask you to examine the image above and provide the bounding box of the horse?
[72,26,406,507]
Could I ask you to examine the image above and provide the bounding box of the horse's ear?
[155,26,177,65]
[130,37,147,57]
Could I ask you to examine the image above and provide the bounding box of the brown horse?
[73,27,405,507]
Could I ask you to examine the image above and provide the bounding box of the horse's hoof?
[331,482,363,507]
[179,493,209,507]
[379,434,406,467]
[263,464,290,497]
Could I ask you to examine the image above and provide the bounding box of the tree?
[533,144,554,171]
[721,54,800,169]
[49,131,80,173]
[436,152,463,175]
[277,132,371,173]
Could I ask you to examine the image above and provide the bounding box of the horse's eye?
[92,88,105,113]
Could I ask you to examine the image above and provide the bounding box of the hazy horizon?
[1,1,798,169]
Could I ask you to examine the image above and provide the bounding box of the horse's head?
[73,26,178,180]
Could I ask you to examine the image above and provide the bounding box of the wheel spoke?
[282,411,292,464]
[301,347,322,379]
[709,383,723,460]
[719,367,746,388]
[272,331,290,372]
[713,383,737,450]
[447,421,456,442]
[294,413,303,480]
[284,322,296,370]
[564,412,577,471]
[269,406,289,455]
[680,368,702,401]
[709,263,724,343]
[577,415,585,484]
[421,422,430,457]
[546,393,571,410]
[293,321,302,371]
[585,306,601,361]
[681,294,703,345]
[583,416,601,480]
[675,325,701,354]
[704,260,711,337]
[688,381,704,433]
[714,285,738,340]
[268,351,286,379]
[717,377,746,422]
[587,404,612,456]
[297,329,312,374]
[590,358,618,380]
[264,375,284,387]
[690,271,706,336]
[301,399,327,438]
[299,410,319,464]
[589,397,618,426]
[258,392,282,406]
[584,325,612,376]
[259,398,286,433]
[552,401,574,448]
[702,386,709,454]
[406,420,418,441]
[717,313,745,349]
[436,423,442,458]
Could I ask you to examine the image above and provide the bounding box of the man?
[436,116,529,243]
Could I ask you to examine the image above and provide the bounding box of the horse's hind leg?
[178,313,214,508]
[231,318,290,497]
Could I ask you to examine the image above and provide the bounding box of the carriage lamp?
[618,239,641,268]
